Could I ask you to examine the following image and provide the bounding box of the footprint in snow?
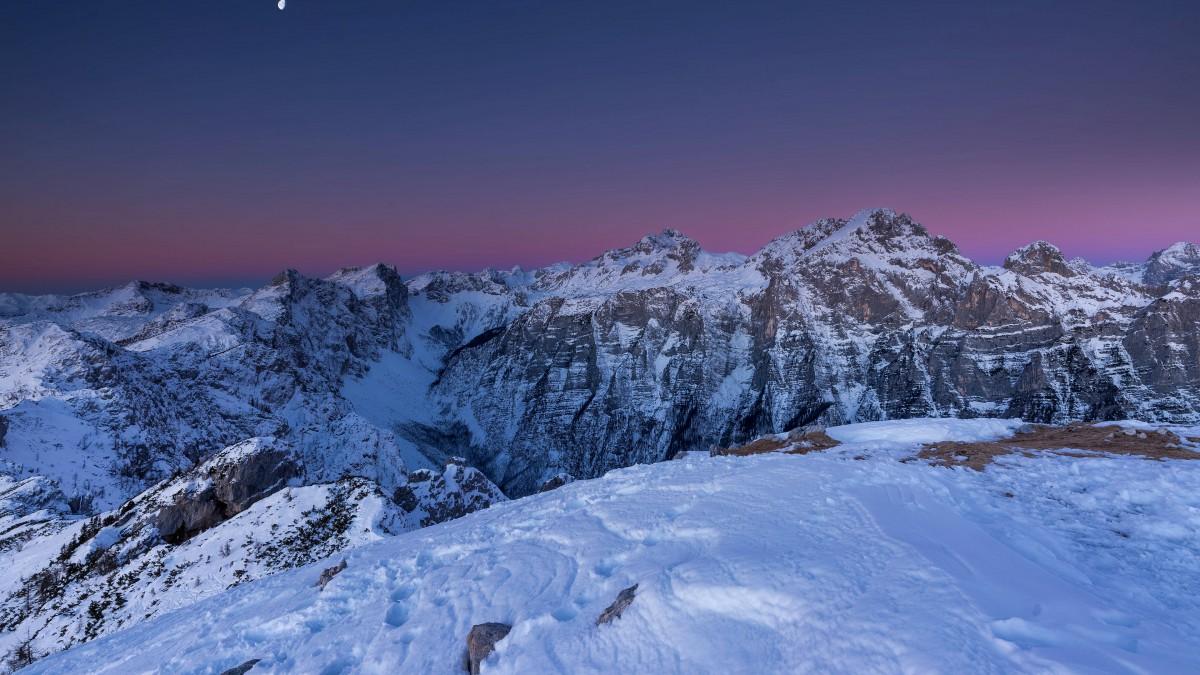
[593,559,619,577]
[384,603,410,627]
[551,607,579,622]
[385,584,416,627]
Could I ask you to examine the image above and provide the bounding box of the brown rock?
[537,472,574,493]
[465,622,511,674]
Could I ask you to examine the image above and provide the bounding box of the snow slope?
[28,419,1200,674]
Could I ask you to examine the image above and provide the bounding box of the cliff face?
[425,211,1200,494]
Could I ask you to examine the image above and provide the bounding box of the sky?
[1,0,1198,293]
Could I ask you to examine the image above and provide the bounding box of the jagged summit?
[598,228,702,265]
[525,227,748,298]
[811,209,953,255]
[635,227,696,249]
[759,209,957,267]
[1003,240,1075,277]
[326,263,406,300]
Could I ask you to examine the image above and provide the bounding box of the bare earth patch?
[919,424,1200,470]
[712,428,841,457]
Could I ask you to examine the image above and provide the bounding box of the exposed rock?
[1144,242,1200,286]
[316,560,347,590]
[155,440,298,544]
[219,658,261,675]
[154,491,223,545]
[429,212,1200,495]
[597,584,638,625]
[537,472,574,493]
[0,414,6,448]
[0,476,70,554]
[1004,241,1076,277]
[464,622,511,674]
[393,462,507,527]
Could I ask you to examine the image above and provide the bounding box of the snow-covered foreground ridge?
[28,419,1200,674]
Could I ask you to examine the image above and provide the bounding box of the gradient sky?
[2,0,1198,293]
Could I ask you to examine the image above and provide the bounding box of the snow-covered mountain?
[1,208,1199,667]
[20,418,1200,674]
[430,209,1200,493]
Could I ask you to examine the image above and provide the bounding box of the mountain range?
[1,207,1199,666]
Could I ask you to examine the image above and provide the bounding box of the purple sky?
[2,1,1198,293]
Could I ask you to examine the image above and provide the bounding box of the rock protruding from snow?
[218,659,261,675]
[0,476,70,555]
[596,584,638,625]
[537,472,574,493]
[465,622,511,674]
[316,560,347,590]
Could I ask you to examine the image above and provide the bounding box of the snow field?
[27,419,1200,674]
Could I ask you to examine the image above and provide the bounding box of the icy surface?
[27,419,1200,674]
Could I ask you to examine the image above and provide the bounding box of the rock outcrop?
[393,459,507,527]
[155,440,298,544]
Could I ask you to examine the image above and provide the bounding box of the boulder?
[465,622,511,674]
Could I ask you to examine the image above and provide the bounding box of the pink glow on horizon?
[2,164,1197,293]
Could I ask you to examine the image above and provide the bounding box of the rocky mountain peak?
[567,228,707,278]
[618,229,701,265]
[1004,240,1075,277]
[1145,241,1200,286]
[633,228,696,250]
[763,218,847,256]
[809,209,949,256]
[407,269,519,303]
[756,210,962,284]
[267,268,304,288]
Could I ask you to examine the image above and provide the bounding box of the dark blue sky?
[2,0,1198,292]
